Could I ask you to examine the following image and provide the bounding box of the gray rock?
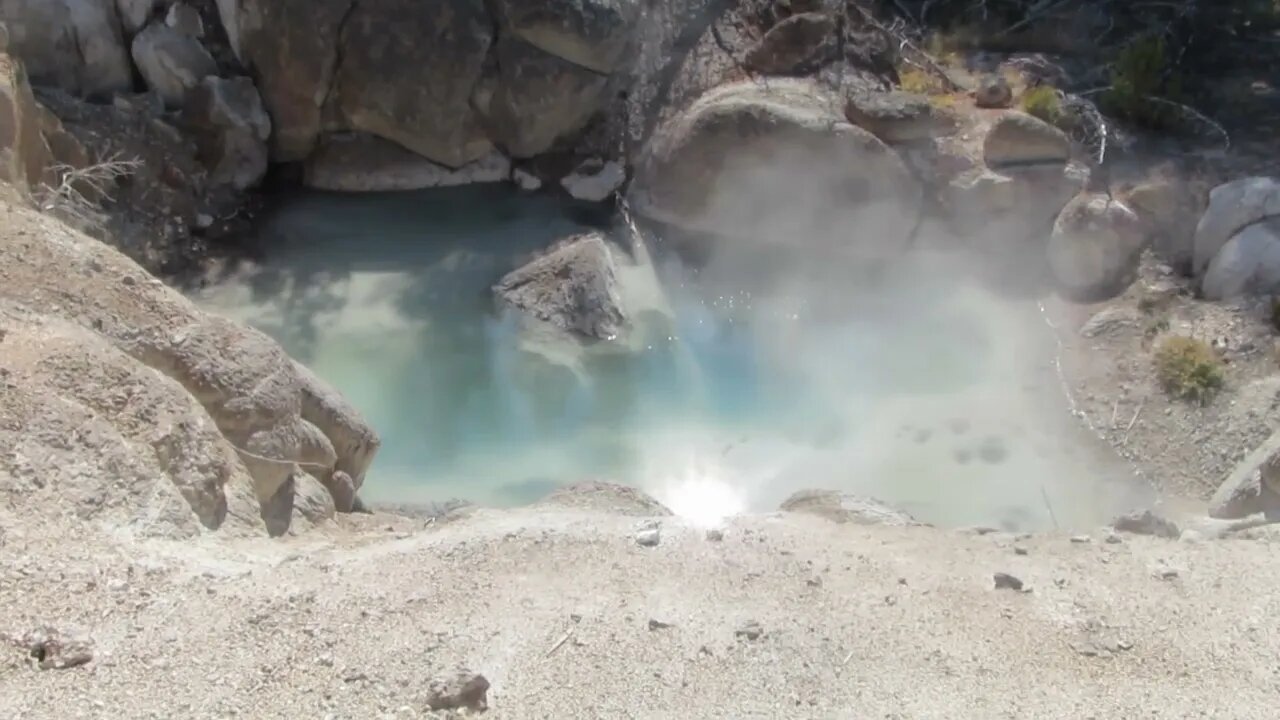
[130,21,217,108]
[843,90,958,144]
[1125,178,1203,272]
[631,79,920,268]
[744,12,835,75]
[1201,218,1280,300]
[492,0,640,74]
[2,0,134,98]
[983,112,1071,168]
[735,621,763,641]
[1048,193,1146,301]
[427,670,490,712]
[324,470,357,513]
[513,167,542,191]
[779,489,917,526]
[1111,509,1180,539]
[475,35,610,159]
[183,75,272,190]
[164,1,203,37]
[16,625,94,669]
[303,134,510,192]
[1192,176,1280,276]
[974,75,1013,108]
[1211,429,1280,520]
[560,158,625,202]
[493,232,627,340]
[635,527,660,547]
[993,572,1024,591]
[326,0,494,168]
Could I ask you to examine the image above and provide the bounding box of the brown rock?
[744,12,836,75]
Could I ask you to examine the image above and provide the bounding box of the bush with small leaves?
[1153,335,1224,404]
[1020,85,1062,125]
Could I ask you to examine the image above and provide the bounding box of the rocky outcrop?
[1210,429,1280,520]
[1,0,134,98]
[303,134,510,192]
[1048,193,1145,300]
[327,0,493,169]
[130,20,217,108]
[983,112,1071,167]
[744,12,835,75]
[182,75,270,190]
[779,489,918,526]
[631,78,920,266]
[0,202,380,535]
[475,35,611,159]
[1193,177,1280,277]
[1201,218,1280,300]
[494,231,628,340]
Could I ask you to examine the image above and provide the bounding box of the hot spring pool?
[191,185,1151,530]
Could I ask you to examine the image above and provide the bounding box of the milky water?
[192,185,1151,530]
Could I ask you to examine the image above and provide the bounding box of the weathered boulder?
[182,75,270,190]
[327,0,494,169]
[164,1,202,37]
[475,35,610,159]
[1201,218,1280,300]
[1124,177,1203,272]
[1192,177,1280,276]
[302,134,509,192]
[559,157,625,202]
[973,74,1013,109]
[984,112,1071,167]
[492,0,640,74]
[631,79,920,266]
[744,12,835,75]
[494,231,627,340]
[231,0,350,161]
[1210,429,1280,520]
[130,21,217,108]
[1048,193,1145,300]
[843,90,958,144]
[779,489,918,526]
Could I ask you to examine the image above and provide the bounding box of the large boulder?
[1192,177,1280,276]
[493,231,627,340]
[182,75,270,191]
[983,112,1072,168]
[744,12,836,75]
[116,0,159,34]
[1048,193,1146,300]
[1124,177,1204,273]
[1201,218,1280,300]
[231,0,350,161]
[474,35,610,159]
[491,0,640,74]
[302,134,510,192]
[130,21,217,108]
[326,0,494,169]
[0,0,134,98]
[0,52,55,195]
[631,79,921,268]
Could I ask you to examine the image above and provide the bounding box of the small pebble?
[993,572,1024,591]
[735,621,763,641]
[1013,546,1029,556]
[635,528,660,547]
[1070,535,1092,544]
[705,529,724,542]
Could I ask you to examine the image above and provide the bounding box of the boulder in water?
[493,231,628,340]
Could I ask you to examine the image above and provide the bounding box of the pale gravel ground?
[3,503,1280,720]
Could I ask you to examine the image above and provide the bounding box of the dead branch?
[35,152,142,232]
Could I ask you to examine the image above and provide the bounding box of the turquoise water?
[194,185,1149,529]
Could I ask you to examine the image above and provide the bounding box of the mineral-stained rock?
[493,231,628,340]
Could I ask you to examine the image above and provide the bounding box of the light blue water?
[194,185,1150,529]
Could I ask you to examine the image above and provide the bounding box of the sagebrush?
[1153,335,1224,404]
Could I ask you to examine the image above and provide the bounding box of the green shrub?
[1020,85,1062,125]
[1153,336,1224,404]
[1103,36,1184,129]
